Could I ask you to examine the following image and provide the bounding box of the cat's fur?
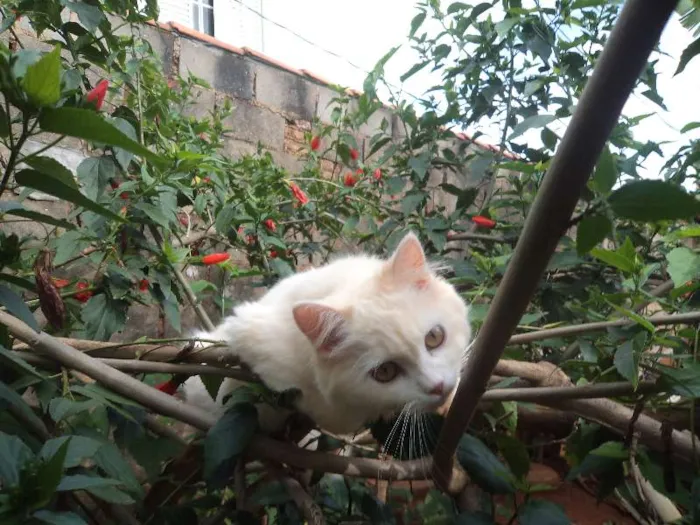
[182,232,471,435]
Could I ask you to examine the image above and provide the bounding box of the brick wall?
[1,15,509,341]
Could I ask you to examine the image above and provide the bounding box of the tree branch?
[481,380,660,402]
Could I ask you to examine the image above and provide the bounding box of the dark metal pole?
[431,0,679,488]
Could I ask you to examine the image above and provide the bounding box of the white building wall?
[158,0,192,28]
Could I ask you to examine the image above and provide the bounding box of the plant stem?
[0,114,31,197]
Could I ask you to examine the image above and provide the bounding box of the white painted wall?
[158,0,192,28]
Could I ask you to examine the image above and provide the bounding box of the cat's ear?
[385,232,429,288]
[293,302,348,356]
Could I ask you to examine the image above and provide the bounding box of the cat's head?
[292,231,471,425]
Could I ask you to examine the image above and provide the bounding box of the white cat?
[181,232,471,435]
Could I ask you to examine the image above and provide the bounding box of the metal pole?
[431,0,679,488]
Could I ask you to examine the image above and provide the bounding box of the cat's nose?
[429,381,445,396]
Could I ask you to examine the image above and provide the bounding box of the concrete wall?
[1,17,503,341]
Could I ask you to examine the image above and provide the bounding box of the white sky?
[222,0,700,179]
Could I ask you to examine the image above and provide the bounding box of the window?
[192,0,214,36]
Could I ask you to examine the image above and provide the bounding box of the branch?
[0,310,450,482]
[15,352,257,382]
[482,380,660,402]
[446,232,510,243]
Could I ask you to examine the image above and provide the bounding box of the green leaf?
[496,434,530,480]
[33,510,89,525]
[409,11,427,37]
[76,156,117,201]
[65,1,104,32]
[456,434,515,494]
[36,438,71,505]
[57,474,123,491]
[201,375,224,401]
[608,180,700,222]
[48,398,100,422]
[0,283,38,331]
[663,226,700,242]
[135,202,172,230]
[590,247,635,274]
[204,403,258,485]
[14,169,125,223]
[54,230,90,266]
[0,201,75,230]
[456,511,495,525]
[401,193,424,215]
[0,431,34,486]
[269,257,294,278]
[0,381,47,439]
[666,247,700,286]
[92,441,143,496]
[40,436,102,468]
[606,301,654,333]
[0,105,9,138]
[518,499,571,525]
[614,333,646,386]
[23,45,62,106]
[681,121,700,134]
[576,214,611,255]
[21,155,77,188]
[408,153,430,180]
[0,344,45,379]
[657,362,700,398]
[676,35,700,75]
[81,294,128,341]
[589,441,629,459]
[39,108,165,165]
[592,146,618,194]
[400,61,430,82]
[508,115,557,140]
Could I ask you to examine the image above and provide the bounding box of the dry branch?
[481,380,660,402]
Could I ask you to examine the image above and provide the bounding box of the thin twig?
[481,380,660,402]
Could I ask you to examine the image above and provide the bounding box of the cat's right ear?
[293,302,347,356]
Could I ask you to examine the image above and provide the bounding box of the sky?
[216,0,700,181]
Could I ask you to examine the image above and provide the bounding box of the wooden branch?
[446,232,510,243]
[278,475,326,525]
[0,310,441,482]
[15,352,257,382]
[482,380,660,402]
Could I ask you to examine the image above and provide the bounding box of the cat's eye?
[371,361,400,383]
[425,325,445,350]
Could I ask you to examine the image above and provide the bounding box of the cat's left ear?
[293,302,348,356]
[384,232,429,288]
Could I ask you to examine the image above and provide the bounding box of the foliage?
[0,0,700,523]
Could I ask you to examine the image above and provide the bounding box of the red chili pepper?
[263,219,276,232]
[202,253,230,265]
[344,172,357,187]
[110,180,120,190]
[289,182,309,206]
[139,279,149,292]
[373,168,382,181]
[120,191,129,200]
[349,148,359,161]
[471,215,496,229]
[269,249,278,258]
[154,380,179,396]
[52,278,70,289]
[86,80,108,111]
[311,136,321,151]
[74,281,92,303]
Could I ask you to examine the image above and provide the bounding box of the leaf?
[657,363,700,398]
[508,115,557,140]
[54,230,90,266]
[676,35,700,75]
[401,193,424,215]
[57,474,123,491]
[204,403,258,485]
[85,484,135,504]
[22,156,77,189]
[592,145,618,194]
[36,438,71,505]
[201,375,224,401]
[40,436,102,468]
[76,156,117,201]
[681,121,700,134]
[456,511,495,525]
[608,180,700,222]
[0,344,45,379]
[0,382,47,440]
[606,301,654,333]
[614,337,641,386]
[666,247,700,286]
[400,61,430,82]
[0,431,34,486]
[14,169,125,223]
[48,398,100,422]
[456,434,515,494]
[39,108,165,165]
[23,45,62,106]
[408,153,430,180]
[269,257,294,278]
[589,441,629,459]
[66,1,104,32]
[0,201,75,230]
[590,247,635,274]
[518,499,571,525]
[33,510,89,525]
[81,294,128,341]
[496,434,531,480]
[409,11,427,37]
[0,283,38,331]
[92,441,143,496]
[576,214,611,255]
[0,105,8,138]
